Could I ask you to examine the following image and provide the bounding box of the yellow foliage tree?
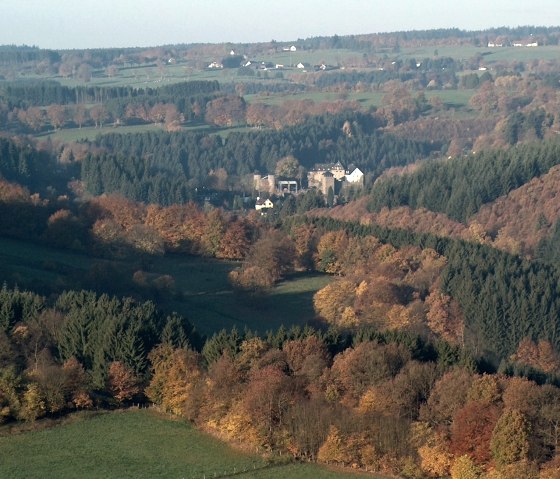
[418,434,453,478]
[451,455,481,479]
[313,279,356,325]
[317,426,353,465]
[147,345,202,418]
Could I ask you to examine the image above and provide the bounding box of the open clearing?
[0,409,375,479]
[0,237,331,336]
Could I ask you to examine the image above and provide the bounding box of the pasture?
[39,122,251,143]
[0,409,374,479]
[397,44,560,63]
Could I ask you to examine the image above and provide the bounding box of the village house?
[255,197,274,211]
[345,167,365,185]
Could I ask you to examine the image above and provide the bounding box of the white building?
[345,167,364,185]
[255,198,274,211]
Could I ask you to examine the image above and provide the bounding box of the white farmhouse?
[345,167,364,185]
[255,198,274,211]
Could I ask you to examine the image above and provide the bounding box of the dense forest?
[80,112,435,204]
[368,141,560,222]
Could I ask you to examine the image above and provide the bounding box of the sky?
[1,0,560,50]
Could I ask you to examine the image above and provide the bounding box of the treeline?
[0,187,260,265]
[368,141,560,222]
[221,81,306,95]
[299,26,560,51]
[0,45,61,65]
[313,63,458,90]
[0,285,198,421]
[0,79,221,108]
[0,80,223,132]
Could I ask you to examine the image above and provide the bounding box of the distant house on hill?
[255,197,274,211]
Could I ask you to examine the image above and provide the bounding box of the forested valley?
[3,28,560,478]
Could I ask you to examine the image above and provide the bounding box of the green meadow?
[0,409,377,479]
[0,237,331,336]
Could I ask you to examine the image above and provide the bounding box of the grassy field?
[37,122,252,143]
[246,88,474,111]
[398,44,560,62]
[0,410,374,479]
[0,237,331,336]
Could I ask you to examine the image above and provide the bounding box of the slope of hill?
[310,197,468,240]
[471,164,560,255]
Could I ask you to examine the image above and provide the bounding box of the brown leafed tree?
[47,105,66,130]
[107,361,140,403]
[451,400,502,465]
[205,95,246,127]
[90,105,109,128]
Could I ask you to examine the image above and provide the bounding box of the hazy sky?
[2,0,559,49]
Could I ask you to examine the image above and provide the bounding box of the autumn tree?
[219,220,251,260]
[315,280,357,327]
[491,409,531,467]
[72,104,88,128]
[90,105,109,128]
[425,290,464,345]
[450,455,482,479]
[107,361,140,403]
[315,230,349,274]
[418,432,454,478]
[421,367,473,426]
[62,357,92,408]
[451,400,502,465]
[241,364,297,447]
[246,229,296,282]
[511,338,560,374]
[283,336,329,384]
[329,341,411,405]
[47,105,66,130]
[291,223,316,270]
[19,107,45,131]
[317,425,354,465]
[20,383,46,422]
[146,345,202,419]
[76,63,92,82]
[205,95,246,127]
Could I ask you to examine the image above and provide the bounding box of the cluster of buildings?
[487,41,539,47]
[253,161,364,211]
